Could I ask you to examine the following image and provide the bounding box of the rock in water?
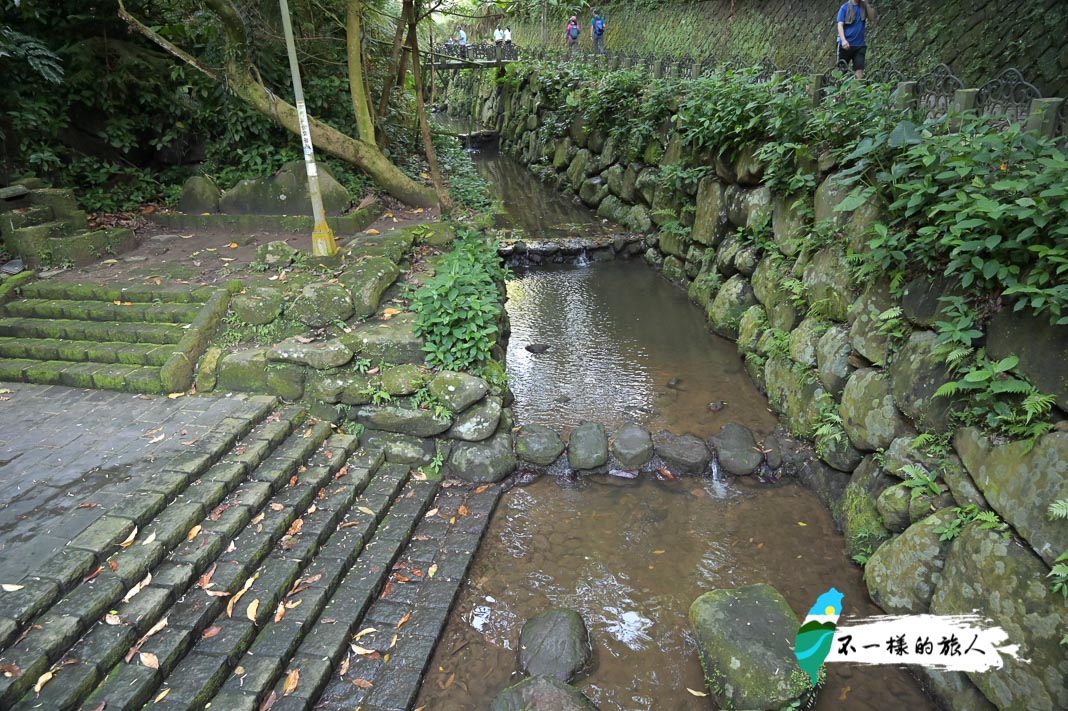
[490,676,598,711]
[689,584,811,710]
[666,376,682,389]
[518,608,591,682]
[526,343,551,354]
[708,400,726,412]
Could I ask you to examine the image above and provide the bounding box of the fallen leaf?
[227,574,258,618]
[365,228,380,235]
[424,508,438,519]
[350,644,376,656]
[357,506,375,516]
[83,566,103,583]
[411,472,427,481]
[33,670,52,694]
[686,688,708,697]
[353,627,376,641]
[381,308,402,320]
[270,503,284,511]
[199,563,217,589]
[122,573,152,603]
[1,584,24,592]
[139,652,160,669]
[154,688,170,702]
[246,599,260,622]
[76,503,99,509]
[119,527,138,547]
[287,519,303,536]
[0,663,21,678]
[285,599,302,610]
[187,525,202,541]
[442,672,456,690]
[427,563,437,579]
[396,612,411,629]
[108,560,118,572]
[275,602,286,623]
[202,626,221,639]
[282,669,300,696]
[259,690,278,711]
[389,634,398,649]
[474,484,490,494]
[141,532,156,547]
[206,589,231,598]
[458,504,469,517]
[149,433,165,444]
[352,678,373,689]
[251,512,265,525]
[167,392,184,399]
[228,242,239,248]
[797,521,807,527]
[338,657,350,676]
[653,550,665,555]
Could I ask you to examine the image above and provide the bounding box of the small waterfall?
[708,448,722,481]
[575,248,590,267]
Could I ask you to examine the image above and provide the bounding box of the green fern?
[0,27,63,84]
[1049,499,1068,521]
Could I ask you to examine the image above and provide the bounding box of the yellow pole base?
[311,221,338,257]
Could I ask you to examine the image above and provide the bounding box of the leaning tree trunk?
[404,0,452,213]
[118,0,436,208]
[346,0,377,147]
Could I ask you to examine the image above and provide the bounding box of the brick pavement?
[0,383,500,710]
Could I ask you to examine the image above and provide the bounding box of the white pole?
[279,0,338,257]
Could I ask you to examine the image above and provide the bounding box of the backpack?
[568,24,579,39]
[593,17,605,35]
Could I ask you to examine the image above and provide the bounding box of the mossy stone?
[864,508,957,613]
[875,483,912,533]
[428,371,488,413]
[708,275,757,339]
[839,456,893,557]
[339,255,400,320]
[232,288,283,326]
[216,348,268,393]
[287,283,355,328]
[516,424,565,466]
[380,364,427,396]
[178,175,221,214]
[839,368,910,451]
[265,363,305,401]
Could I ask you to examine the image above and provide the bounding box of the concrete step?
[0,205,53,235]
[0,405,318,709]
[0,317,188,345]
[0,337,176,367]
[3,298,203,325]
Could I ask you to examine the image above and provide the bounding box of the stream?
[415,127,935,710]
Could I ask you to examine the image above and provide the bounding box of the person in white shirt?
[504,27,512,45]
[494,26,504,46]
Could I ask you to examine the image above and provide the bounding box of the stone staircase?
[0,281,231,394]
[0,183,136,268]
[0,399,500,711]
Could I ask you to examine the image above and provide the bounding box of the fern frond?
[1048,499,1068,521]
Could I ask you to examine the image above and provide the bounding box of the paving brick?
[148,651,228,708]
[109,539,166,586]
[50,575,124,630]
[201,689,258,711]
[10,658,97,710]
[144,502,206,549]
[83,658,162,710]
[31,547,98,592]
[0,578,60,626]
[149,563,195,600]
[69,621,137,674]
[66,514,136,556]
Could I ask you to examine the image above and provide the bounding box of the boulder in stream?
[568,422,608,473]
[516,424,566,466]
[689,584,811,711]
[609,423,653,469]
[652,430,710,475]
[518,608,591,682]
[490,676,598,711]
[710,423,762,476]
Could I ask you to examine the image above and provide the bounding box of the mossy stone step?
[0,205,53,233]
[0,358,164,393]
[18,281,214,304]
[0,337,175,366]
[3,298,202,324]
[0,317,187,344]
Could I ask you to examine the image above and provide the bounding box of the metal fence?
[432,43,1065,138]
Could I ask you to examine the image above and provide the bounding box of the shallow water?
[417,125,934,710]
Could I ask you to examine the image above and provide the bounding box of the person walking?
[504,27,512,46]
[457,26,467,59]
[590,9,606,55]
[836,0,875,79]
[565,16,581,58]
[494,25,504,47]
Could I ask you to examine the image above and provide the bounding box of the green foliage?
[218,312,303,348]
[1050,500,1068,603]
[934,504,1009,542]
[0,25,63,83]
[410,229,509,373]
[812,393,847,460]
[899,463,944,501]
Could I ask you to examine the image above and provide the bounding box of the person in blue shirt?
[590,10,606,55]
[836,0,875,79]
[457,27,467,59]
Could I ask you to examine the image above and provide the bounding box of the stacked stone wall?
[508,0,1068,97]
[449,68,1068,711]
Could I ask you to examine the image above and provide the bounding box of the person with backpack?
[565,16,581,57]
[836,0,875,79]
[590,10,606,55]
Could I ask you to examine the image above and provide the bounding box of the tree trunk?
[378,14,408,119]
[346,0,377,147]
[404,0,452,213]
[119,0,436,208]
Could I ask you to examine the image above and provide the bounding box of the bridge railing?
[432,43,1066,141]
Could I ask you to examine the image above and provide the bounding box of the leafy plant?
[899,464,944,500]
[934,505,1009,542]
[1049,500,1068,603]
[410,229,509,374]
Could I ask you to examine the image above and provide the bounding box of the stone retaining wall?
[448,69,1068,711]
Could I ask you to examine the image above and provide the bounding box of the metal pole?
[279,0,338,257]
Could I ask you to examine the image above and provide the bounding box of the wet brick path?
[0,382,500,710]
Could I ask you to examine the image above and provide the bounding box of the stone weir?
[442,68,1068,711]
[499,233,645,268]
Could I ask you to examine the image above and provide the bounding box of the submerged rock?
[518,608,591,682]
[490,676,597,711]
[689,584,810,711]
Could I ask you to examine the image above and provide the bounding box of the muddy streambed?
[416,126,933,710]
